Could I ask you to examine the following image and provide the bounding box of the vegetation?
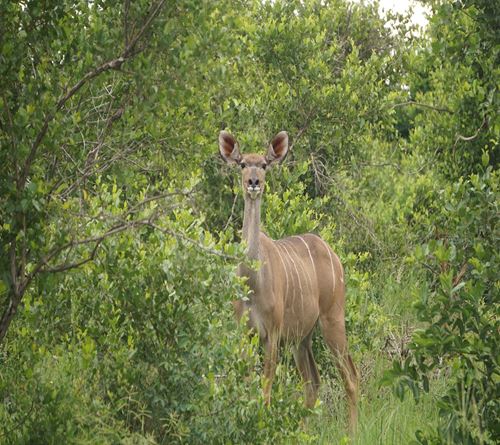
[0,0,497,443]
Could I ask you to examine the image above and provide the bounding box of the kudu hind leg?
[263,335,279,405]
[320,315,359,431]
[293,333,321,408]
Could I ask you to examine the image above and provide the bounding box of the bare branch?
[452,262,469,287]
[20,57,127,189]
[387,100,454,114]
[453,116,487,150]
[124,0,131,47]
[19,0,167,190]
[289,109,315,153]
[60,139,139,198]
[9,242,18,297]
[26,216,155,284]
[146,222,240,261]
[1,93,17,153]
[44,238,104,273]
[223,192,239,232]
[82,99,127,175]
[123,0,166,57]
[125,189,195,215]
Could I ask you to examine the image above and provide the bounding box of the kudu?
[219,130,359,430]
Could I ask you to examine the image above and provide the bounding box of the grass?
[301,271,443,444]
[308,354,444,444]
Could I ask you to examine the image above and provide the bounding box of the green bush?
[387,168,499,444]
[1,0,498,443]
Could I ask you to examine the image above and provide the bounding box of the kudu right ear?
[219,131,242,165]
[266,131,288,165]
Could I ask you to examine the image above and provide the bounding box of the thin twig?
[123,0,166,58]
[387,100,454,114]
[309,153,383,249]
[1,92,17,153]
[60,141,138,198]
[124,0,131,47]
[146,222,240,261]
[27,189,195,278]
[27,221,140,282]
[453,116,487,150]
[44,238,105,273]
[452,262,469,287]
[18,0,167,190]
[20,57,126,188]
[223,192,239,232]
[289,109,315,153]
[0,400,35,440]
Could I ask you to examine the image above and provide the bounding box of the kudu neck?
[242,196,261,260]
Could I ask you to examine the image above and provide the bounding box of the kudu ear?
[219,131,242,165]
[266,131,288,164]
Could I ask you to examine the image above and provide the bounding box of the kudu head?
[219,131,288,200]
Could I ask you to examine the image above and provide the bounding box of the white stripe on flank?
[274,243,290,298]
[280,241,304,312]
[319,238,336,296]
[294,235,317,281]
[285,239,313,293]
[333,251,344,285]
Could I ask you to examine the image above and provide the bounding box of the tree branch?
[20,57,127,189]
[43,238,104,273]
[26,189,195,281]
[32,216,238,279]
[453,116,487,150]
[124,0,131,47]
[223,192,239,232]
[18,0,167,190]
[288,109,316,154]
[123,0,166,58]
[388,100,454,114]
[9,242,19,298]
[60,139,138,198]
[1,92,17,153]
[146,222,241,261]
[26,214,164,283]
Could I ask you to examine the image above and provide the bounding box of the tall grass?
[310,355,444,444]
[301,270,443,444]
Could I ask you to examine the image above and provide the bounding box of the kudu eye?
[240,162,246,169]
[262,163,267,170]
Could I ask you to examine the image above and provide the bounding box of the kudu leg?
[263,336,279,405]
[320,315,359,432]
[293,331,321,408]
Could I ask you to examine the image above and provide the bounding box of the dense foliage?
[0,0,497,443]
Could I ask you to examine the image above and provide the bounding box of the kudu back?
[219,130,358,431]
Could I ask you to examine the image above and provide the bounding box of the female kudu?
[219,130,358,430]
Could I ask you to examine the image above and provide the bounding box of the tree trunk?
[0,291,21,344]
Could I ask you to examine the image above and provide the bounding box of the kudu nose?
[248,178,259,187]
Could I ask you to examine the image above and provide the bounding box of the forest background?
[0,0,498,443]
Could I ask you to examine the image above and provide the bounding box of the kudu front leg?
[262,336,279,405]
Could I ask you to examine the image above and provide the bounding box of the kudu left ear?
[219,130,242,165]
[266,131,288,164]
